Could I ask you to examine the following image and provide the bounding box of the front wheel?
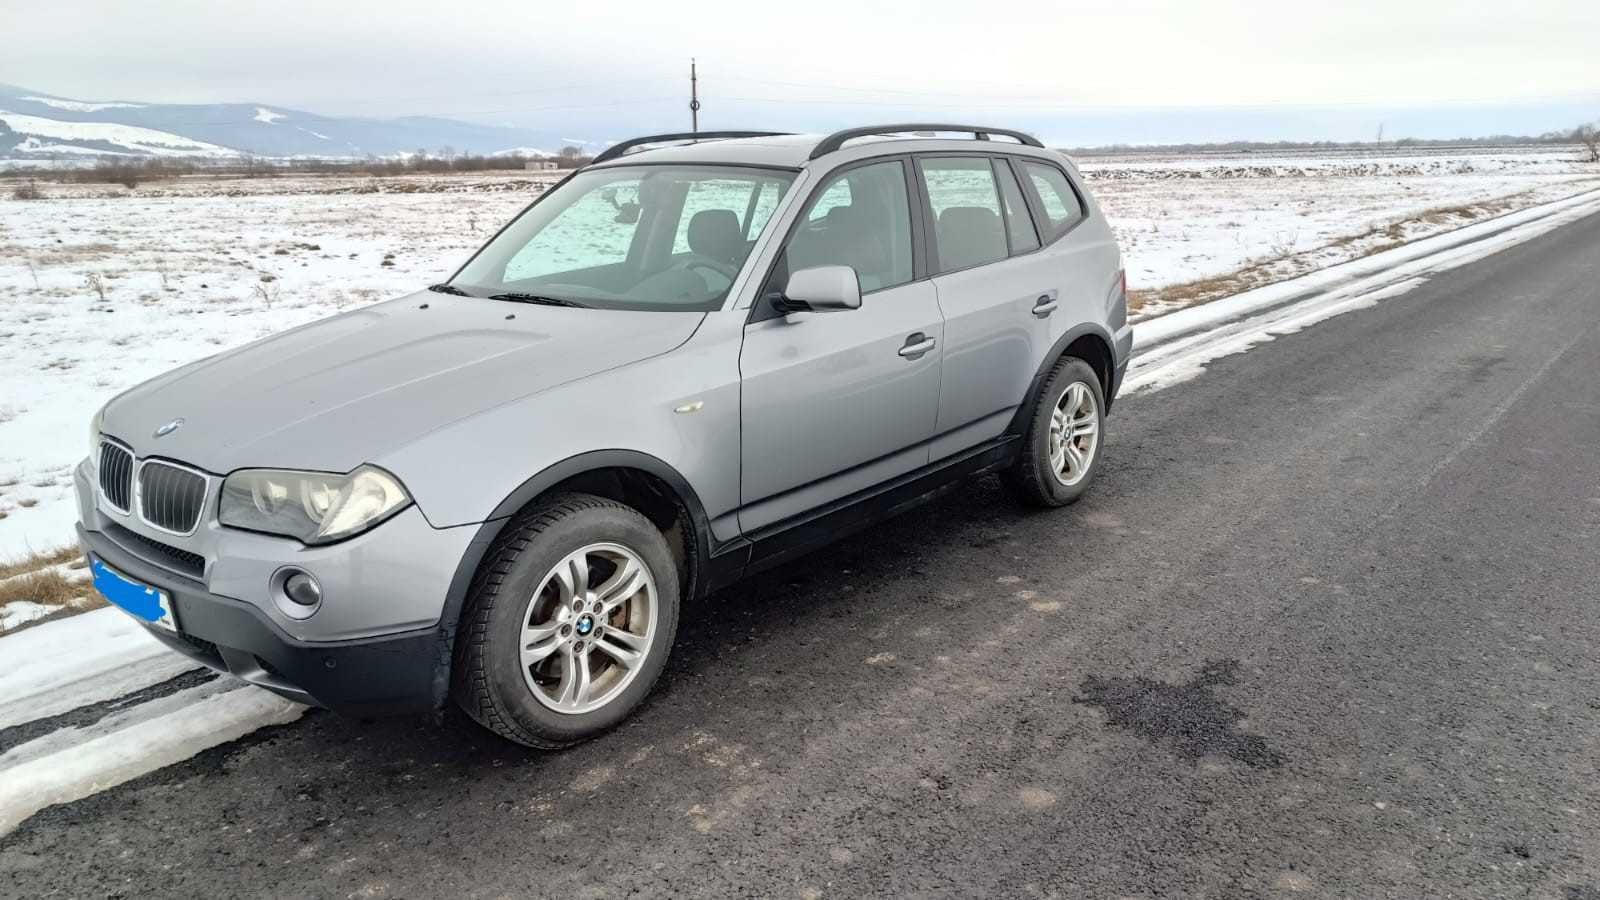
[452,493,680,749]
[1003,356,1105,507]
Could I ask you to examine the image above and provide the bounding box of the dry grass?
[0,567,88,607]
[0,547,103,635]
[0,545,82,581]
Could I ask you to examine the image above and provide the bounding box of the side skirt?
[705,436,1020,589]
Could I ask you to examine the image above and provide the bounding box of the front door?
[738,158,943,533]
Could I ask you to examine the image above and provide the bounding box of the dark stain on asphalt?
[1565,886,1600,900]
[1460,353,1507,385]
[1073,659,1284,770]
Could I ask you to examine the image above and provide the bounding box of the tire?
[1002,356,1106,508]
[452,492,680,749]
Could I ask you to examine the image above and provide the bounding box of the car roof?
[587,132,1060,171]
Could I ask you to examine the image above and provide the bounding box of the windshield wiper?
[487,292,588,308]
[427,283,471,296]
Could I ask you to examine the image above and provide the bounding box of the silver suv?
[77,125,1132,748]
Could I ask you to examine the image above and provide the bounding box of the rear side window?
[920,157,1007,273]
[993,160,1040,254]
[1021,161,1085,240]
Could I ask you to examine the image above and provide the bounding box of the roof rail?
[809,124,1044,160]
[591,131,793,164]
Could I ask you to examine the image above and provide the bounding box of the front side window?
[771,160,914,295]
[454,165,796,311]
[920,157,1007,273]
[1021,161,1085,241]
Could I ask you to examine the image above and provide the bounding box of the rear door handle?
[899,333,937,359]
[1032,295,1058,318]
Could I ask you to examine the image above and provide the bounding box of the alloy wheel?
[1048,381,1100,487]
[518,542,658,715]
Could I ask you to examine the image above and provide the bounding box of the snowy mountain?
[0,84,578,160]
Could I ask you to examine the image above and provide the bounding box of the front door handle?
[898,333,937,360]
[1032,295,1058,318]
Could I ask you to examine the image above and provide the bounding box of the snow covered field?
[1,146,1597,563]
[1,161,1598,837]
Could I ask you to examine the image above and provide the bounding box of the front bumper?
[79,523,446,715]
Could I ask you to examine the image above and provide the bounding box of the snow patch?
[19,96,144,113]
[0,684,304,835]
[0,110,238,157]
[0,608,180,728]
[0,600,59,630]
[254,106,286,125]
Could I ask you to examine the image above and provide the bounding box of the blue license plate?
[91,557,178,632]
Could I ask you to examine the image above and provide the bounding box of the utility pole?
[689,58,700,134]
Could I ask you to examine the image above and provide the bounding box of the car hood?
[102,292,704,475]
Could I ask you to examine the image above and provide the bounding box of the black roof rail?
[809,124,1044,160]
[591,131,793,164]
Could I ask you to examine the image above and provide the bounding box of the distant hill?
[0,84,578,160]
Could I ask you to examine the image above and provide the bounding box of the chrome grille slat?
[98,441,134,512]
[138,460,207,535]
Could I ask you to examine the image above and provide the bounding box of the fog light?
[283,571,322,607]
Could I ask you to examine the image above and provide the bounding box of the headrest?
[937,206,1006,270]
[687,209,743,263]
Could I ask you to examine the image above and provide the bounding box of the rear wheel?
[1003,356,1105,507]
[452,493,679,749]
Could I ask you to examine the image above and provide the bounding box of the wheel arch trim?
[1007,322,1121,438]
[430,450,716,711]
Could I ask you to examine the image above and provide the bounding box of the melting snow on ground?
[1,146,1599,838]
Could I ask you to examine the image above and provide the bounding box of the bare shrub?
[84,272,107,301]
[1268,230,1300,259]
[10,179,44,201]
[1576,124,1600,163]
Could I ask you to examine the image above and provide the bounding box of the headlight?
[89,407,105,458]
[219,465,411,545]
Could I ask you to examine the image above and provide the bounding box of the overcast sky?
[6,0,1598,143]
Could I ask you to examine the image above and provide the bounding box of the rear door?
[918,155,1056,460]
[738,158,944,533]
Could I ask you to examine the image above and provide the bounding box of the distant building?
[524,159,559,171]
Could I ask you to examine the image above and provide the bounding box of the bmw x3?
[77,124,1133,748]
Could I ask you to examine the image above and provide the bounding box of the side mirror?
[779,265,861,313]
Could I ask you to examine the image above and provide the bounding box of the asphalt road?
[6,210,1600,899]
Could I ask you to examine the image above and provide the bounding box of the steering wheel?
[675,256,738,283]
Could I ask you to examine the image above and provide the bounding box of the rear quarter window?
[1021,161,1086,241]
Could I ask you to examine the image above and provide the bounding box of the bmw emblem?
[575,615,594,636]
[153,418,185,439]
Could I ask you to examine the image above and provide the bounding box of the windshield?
[451,165,796,311]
